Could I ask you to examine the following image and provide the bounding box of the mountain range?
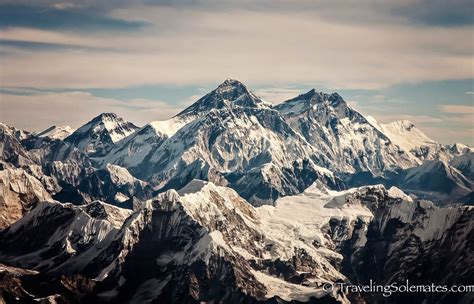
[0,79,472,303]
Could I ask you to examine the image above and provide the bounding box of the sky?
[0,0,473,145]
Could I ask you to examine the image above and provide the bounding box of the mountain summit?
[275,89,418,174]
[65,112,138,156]
[177,79,270,117]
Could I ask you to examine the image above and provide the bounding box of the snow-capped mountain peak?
[0,122,32,141]
[86,113,137,139]
[37,125,75,140]
[275,89,346,116]
[64,112,139,156]
[379,119,437,154]
[275,89,418,174]
[177,79,271,118]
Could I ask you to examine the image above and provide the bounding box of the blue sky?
[0,0,472,144]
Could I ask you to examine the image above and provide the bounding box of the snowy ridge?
[0,122,32,141]
[64,113,138,156]
[275,89,419,174]
[177,78,271,118]
[148,116,193,137]
[380,120,437,153]
[400,159,473,197]
[37,125,75,140]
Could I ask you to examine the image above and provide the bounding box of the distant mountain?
[177,78,272,118]
[378,120,437,157]
[398,159,473,203]
[450,152,474,180]
[37,125,75,140]
[64,113,138,157]
[275,90,420,175]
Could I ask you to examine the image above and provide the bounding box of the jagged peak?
[177,79,268,117]
[90,112,120,123]
[217,78,247,89]
[275,89,347,115]
[78,112,138,131]
[66,113,138,147]
[37,125,75,140]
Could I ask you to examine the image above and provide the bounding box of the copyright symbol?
[323,283,333,293]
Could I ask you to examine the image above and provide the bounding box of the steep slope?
[64,113,138,157]
[37,125,75,140]
[102,79,272,169]
[51,163,153,208]
[347,195,473,304]
[0,167,52,229]
[398,159,473,203]
[147,107,337,204]
[448,142,473,155]
[378,119,473,163]
[177,78,272,118]
[100,122,168,168]
[274,90,418,176]
[379,120,438,159]
[450,151,474,180]
[0,200,133,278]
[0,123,35,167]
[0,122,31,141]
[260,183,473,303]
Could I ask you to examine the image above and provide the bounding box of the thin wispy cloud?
[439,104,474,114]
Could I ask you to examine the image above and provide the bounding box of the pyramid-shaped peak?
[92,112,119,122]
[219,78,245,86]
[177,79,268,117]
[215,78,249,93]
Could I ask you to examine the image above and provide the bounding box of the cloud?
[439,104,474,114]
[0,91,185,131]
[0,39,112,51]
[0,4,148,31]
[0,7,471,89]
[3,1,471,27]
[389,0,474,27]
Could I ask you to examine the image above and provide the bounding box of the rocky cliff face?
[0,167,53,229]
[343,193,474,303]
